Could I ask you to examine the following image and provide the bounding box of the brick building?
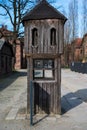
[61,44,72,67]
[14,38,27,69]
[0,39,14,77]
[0,25,26,69]
[82,34,87,62]
[61,38,82,67]
[0,25,13,42]
[71,38,82,62]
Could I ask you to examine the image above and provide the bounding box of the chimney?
[2,25,7,29]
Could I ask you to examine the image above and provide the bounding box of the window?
[32,28,38,46]
[50,28,56,45]
[33,59,54,79]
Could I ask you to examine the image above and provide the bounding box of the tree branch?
[0,4,14,25]
[0,12,7,16]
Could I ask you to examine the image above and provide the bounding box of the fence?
[70,62,87,74]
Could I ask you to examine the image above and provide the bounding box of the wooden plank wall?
[24,19,64,55]
[24,19,63,114]
[33,82,60,114]
[26,55,61,114]
[58,20,64,54]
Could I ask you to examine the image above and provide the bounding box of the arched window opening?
[50,28,56,45]
[32,28,38,46]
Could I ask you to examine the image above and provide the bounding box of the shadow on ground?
[28,87,87,125]
[0,70,27,91]
[61,89,87,114]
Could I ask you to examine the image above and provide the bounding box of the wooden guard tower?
[23,0,67,115]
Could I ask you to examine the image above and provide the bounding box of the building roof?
[71,38,82,48]
[23,0,67,23]
[0,27,13,37]
[75,38,82,48]
[0,39,14,56]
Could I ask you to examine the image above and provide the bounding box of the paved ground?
[0,69,87,130]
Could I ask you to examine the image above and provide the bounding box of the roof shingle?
[23,0,67,23]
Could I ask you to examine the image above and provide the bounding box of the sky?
[0,0,70,27]
[0,0,83,37]
[55,0,83,36]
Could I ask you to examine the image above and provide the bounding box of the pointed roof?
[23,0,67,23]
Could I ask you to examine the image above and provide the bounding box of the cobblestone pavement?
[0,69,87,130]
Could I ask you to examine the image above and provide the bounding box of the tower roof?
[23,0,67,23]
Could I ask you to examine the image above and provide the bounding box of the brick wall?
[14,39,27,70]
[14,40,21,70]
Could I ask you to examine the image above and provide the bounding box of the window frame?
[33,59,55,80]
[32,28,38,46]
[50,28,56,46]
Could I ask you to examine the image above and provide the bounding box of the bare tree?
[35,0,56,4]
[63,20,71,66]
[68,0,78,41]
[64,19,71,44]
[68,0,79,61]
[0,0,56,40]
[36,0,42,3]
[82,0,87,36]
[0,0,35,40]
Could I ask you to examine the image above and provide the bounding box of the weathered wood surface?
[58,20,64,54]
[33,82,61,114]
[27,57,61,114]
[26,53,60,58]
[25,19,63,115]
[24,19,64,55]
[27,57,33,113]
